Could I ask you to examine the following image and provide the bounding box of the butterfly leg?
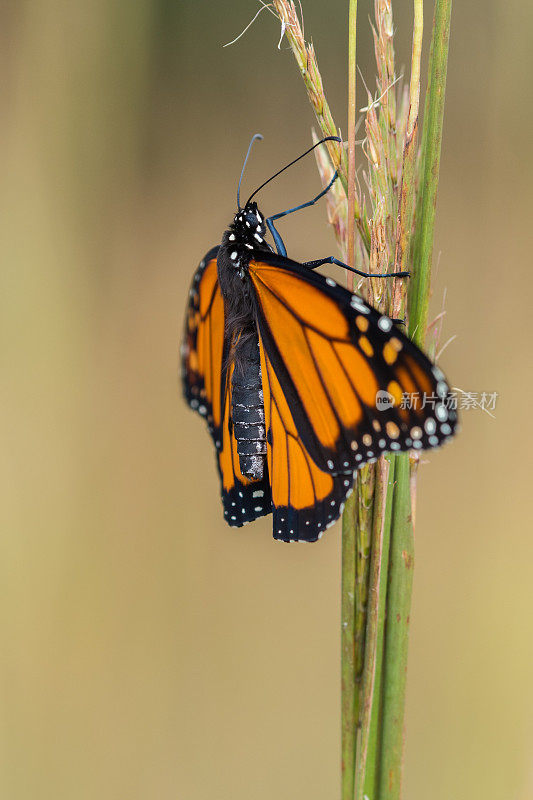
[266,172,339,256]
[302,255,410,279]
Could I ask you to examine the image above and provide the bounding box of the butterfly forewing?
[248,254,457,476]
[182,248,271,527]
[182,248,224,437]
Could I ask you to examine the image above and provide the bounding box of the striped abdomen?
[231,335,267,480]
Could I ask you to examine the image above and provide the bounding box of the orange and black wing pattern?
[248,254,457,541]
[182,248,224,440]
[182,249,271,526]
[258,336,354,541]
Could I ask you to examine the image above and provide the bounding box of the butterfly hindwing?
[259,336,352,542]
[182,248,271,528]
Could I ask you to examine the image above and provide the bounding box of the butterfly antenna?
[237,133,264,210]
[246,136,341,205]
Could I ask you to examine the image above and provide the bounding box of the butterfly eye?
[241,213,261,237]
[242,202,262,226]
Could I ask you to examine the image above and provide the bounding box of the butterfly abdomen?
[231,335,267,481]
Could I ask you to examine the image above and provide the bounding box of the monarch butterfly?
[182,135,457,542]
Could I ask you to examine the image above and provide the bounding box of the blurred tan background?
[1,1,532,798]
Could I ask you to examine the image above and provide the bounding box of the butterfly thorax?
[218,201,269,280]
[217,201,268,377]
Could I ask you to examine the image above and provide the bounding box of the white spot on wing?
[436,404,448,421]
[351,295,369,314]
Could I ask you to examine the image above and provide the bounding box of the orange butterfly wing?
[182,249,271,526]
[259,337,353,541]
[182,249,225,437]
[248,255,457,540]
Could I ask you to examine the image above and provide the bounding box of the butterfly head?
[232,202,266,248]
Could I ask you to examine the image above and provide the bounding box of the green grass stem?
[377,454,415,799]
[355,455,393,800]
[363,455,396,800]
[409,0,453,348]
[347,0,358,276]
[341,491,357,800]
[354,463,375,705]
